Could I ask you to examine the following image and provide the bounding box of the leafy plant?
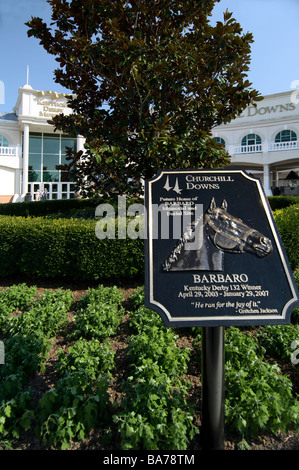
[0,284,38,333]
[0,284,37,312]
[57,338,115,380]
[77,284,123,309]
[0,333,49,445]
[224,327,299,436]
[127,326,190,381]
[0,390,34,444]
[37,371,110,449]
[129,305,164,333]
[256,324,299,363]
[70,285,123,340]
[5,289,73,339]
[0,334,50,382]
[128,286,145,310]
[114,374,198,450]
[114,297,196,450]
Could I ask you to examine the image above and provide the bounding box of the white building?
[212,90,299,196]
[0,86,298,202]
[0,84,84,203]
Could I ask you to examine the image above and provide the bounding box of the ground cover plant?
[0,281,298,451]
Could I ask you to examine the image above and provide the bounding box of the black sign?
[145,169,299,327]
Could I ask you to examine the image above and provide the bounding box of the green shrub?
[57,339,116,380]
[127,286,145,311]
[1,197,296,282]
[0,284,38,332]
[224,327,299,437]
[0,196,141,218]
[129,306,164,333]
[255,324,299,363]
[0,284,37,312]
[127,326,190,381]
[0,216,144,282]
[2,195,297,217]
[0,390,34,444]
[0,217,25,276]
[69,285,124,340]
[4,289,73,339]
[0,334,50,384]
[274,205,299,269]
[37,371,110,449]
[0,332,50,445]
[0,198,99,217]
[268,196,299,211]
[114,375,198,450]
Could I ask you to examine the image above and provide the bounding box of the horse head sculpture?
[162,198,273,272]
[205,198,273,258]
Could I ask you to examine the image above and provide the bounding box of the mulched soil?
[1,275,298,452]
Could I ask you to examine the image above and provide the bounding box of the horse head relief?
[205,198,273,258]
[162,197,273,272]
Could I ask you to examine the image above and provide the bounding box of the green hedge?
[0,195,297,217]
[0,198,100,217]
[0,201,297,282]
[0,216,144,281]
[273,204,299,270]
[0,197,140,218]
[268,196,299,211]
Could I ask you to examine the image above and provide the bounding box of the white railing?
[232,140,299,154]
[233,144,262,154]
[0,146,17,156]
[268,140,299,151]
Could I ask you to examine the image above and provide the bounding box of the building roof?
[0,112,18,122]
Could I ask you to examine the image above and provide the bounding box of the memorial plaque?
[145,169,299,327]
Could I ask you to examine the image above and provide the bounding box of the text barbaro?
[192,273,248,283]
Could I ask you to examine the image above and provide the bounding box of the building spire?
[23,65,32,90]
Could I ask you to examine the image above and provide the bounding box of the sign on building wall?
[145,169,299,327]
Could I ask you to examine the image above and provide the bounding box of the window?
[213,137,225,148]
[241,134,261,146]
[275,130,297,142]
[28,132,76,183]
[0,135,9,147]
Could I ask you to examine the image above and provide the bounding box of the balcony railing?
[232,140,299,154]
[0,146,17,156]
[234,144,262,154]
[268,140,299,151]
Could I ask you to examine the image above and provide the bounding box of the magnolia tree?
[27,0,261,197]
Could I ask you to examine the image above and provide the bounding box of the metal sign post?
[201,326,225,450]
[144,169,299,449]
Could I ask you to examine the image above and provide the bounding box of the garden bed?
[0,276,298,451]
